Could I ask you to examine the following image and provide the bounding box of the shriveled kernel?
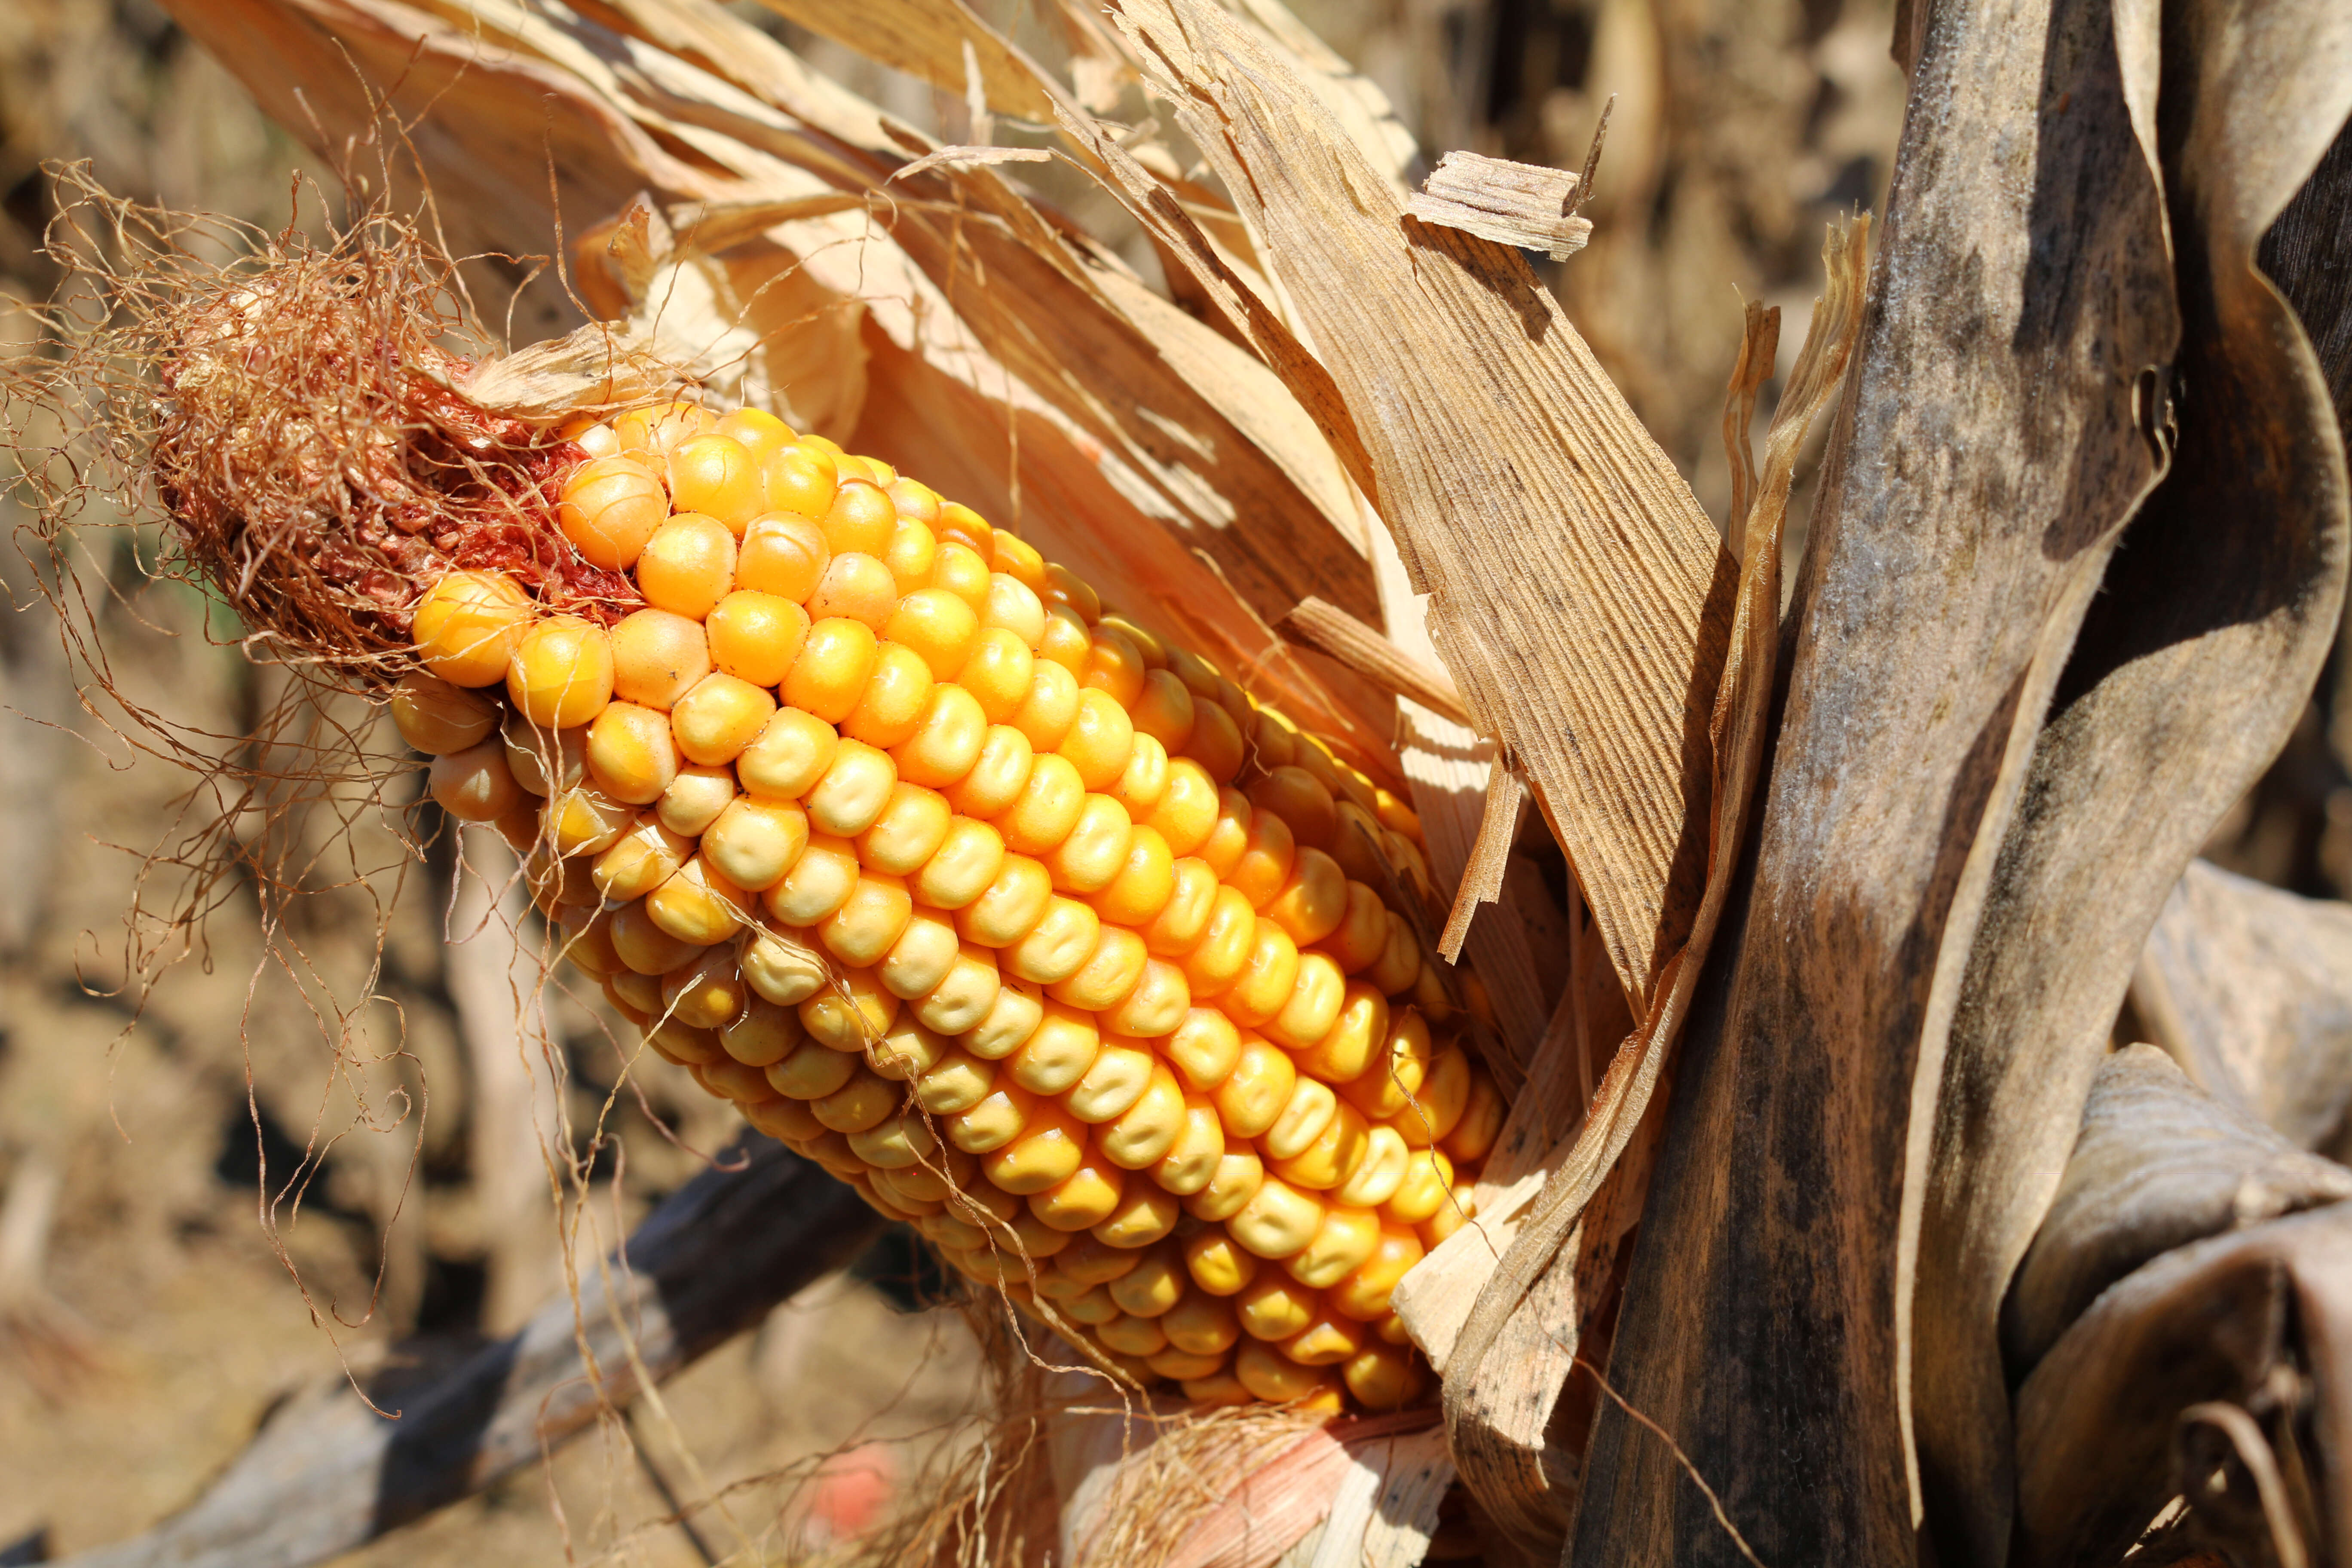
[556,456,667,570]
[917,818,1009,911]
[720,997,804,1067]
[1011,660,1080,752]
[706,591,810,687]
[1007,897,1102,986]
[821,481,898,557]
[609,608,712,711]
[1284,1205,1382,1288]
[956,854,1054,948]
[1228,1174,1324,1260]
[586,701,680,805]
[1236,1274,1319,1341]
[593,815,695,903]
[702,797,810,892]
[1268,951,1348,1052]
[784,617,879,724]
[765,833,863,927]
[737,707,839,801]
[668,435,765,532]
[508,617,616,729]
[736,512,830,601]
[392,672,496,753]
[1007,1002,1099,1096]
[1181,1147,1265,1224]
[670,674,776,766]
[842,643,934,748]
[636,513,737,619]
[646,855,748,945]
[429,739,524,822]
[763,444,840,522]
[1152,1096,1227,1194]
[610,898,697,977]
[913,944,1003,1035]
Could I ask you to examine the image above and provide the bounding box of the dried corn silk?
[392,402,1495,1410]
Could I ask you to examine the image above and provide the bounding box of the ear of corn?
[398,403,1496,1411]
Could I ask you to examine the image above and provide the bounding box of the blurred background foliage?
[10,0,2324,1560]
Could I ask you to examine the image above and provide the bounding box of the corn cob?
[397,402,1499,1412]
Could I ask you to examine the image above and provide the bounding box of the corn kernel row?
[388,402,1493,1407]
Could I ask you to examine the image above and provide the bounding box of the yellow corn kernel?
[798,968,898,1050]
[1052,1036,1140,1120]
[1099,1063,1185,1169]
[843,642,934,748]
[885,519,937,594]
[940,633,1029,733]
[928,538,992,614]
[429,739,523,822]
[1340,1009,1433,1120]
[1108,959,1190,1039]
[809,552,899,632]
[764,832,861,927]
[1007,1001,1099,1096]
[766,1036,859,1100]
[820,873,913,967]
[821,481,897,557]
[701,1055,775,1104]
[1007,897,1101,986]
[670,674,775,767]
[1030,1152,1125,1231]
[983,1100,1086,1194]
[1182,699,1246,784]
[1057,689,1136,792]
[1033,1266,1094,1302]
[1056,1232,1144,1286]
[1263,1076,1339,1163]
[608,608,712,712]
[1183,1227,1261,1297]
[1329,1225,1424,1321]
[1267,951,1347,1052]
[544,784,636,858]
[494,802,543,854]
[1235,1273,1318,1341]
[1381,1149,1456,1227]
[557,906,622,978]
[940,732,1031,829]
[1198,789,1252,879]
[655,769,732,841]
[813,1071,899,1134]
[737,707,837,802]
[914,1047,995,1115]
[1108,733,1169,818]
[646,1020,723,1066]
[1105,1247,1185,1318]
[706,591,810,688]
[804,739,897,836]
[1096,1313,1167,1358]
[1341,1343,1426,1412]
[714,408,793,464]
[1130,668,1194,752]
[1060,1284,1123,1325]
[763,444,839,521]
[663,946,747,1031]
[605,968,661,1020]
[876,588,975,681]
[525,845,598,913]
[557,454,670,571]
[720,996,803,1067]
[1291,983,1388,1089]
[995,752,1084,856]
[1145,859,1221,958]
[668,434,765,533]
[784,617,879,724]
[962,980,1044,1060]
[1152,1096,1227,1195]
[879,908,960,999]
[501,713,587,797]
[913,942,1003,1034]
[1270,1100,1369,1192]
[1282,1311,1364,1367]
[848,1108,938,1170]
[1092,1182,1178,1249]
[1228,1175,1324,1261]
[1142,761,1219,859]
[507,617,615,730]
[609,898,697,977]
[1220,922,1301,1030]
[1262,848,1347,951]
[736,511,830,601]
[392,672,496,753]
[955,853,1052,947]
[1147,1348,1225,1381]
[1373,1311,1415,1347]
[1087,826,1175,927]
[1335,1125,1410,1210]
[943,1081,1036,1154]
[1051,926,1147,1012]
[1286,1206,1381,1288]
[1319,882,1390,977]
[1442,1069,1504,1163]
[1036,605,1089,676]
[1043,794,1133,894]
[637,513,737,620]
[582,701,680,805]
[1393,1047,1470,1148]
[1180,1372,1256,1407]
[647,855,748,945]
[1418,1182,1472,1248]
[1011,661,1080,751]
[742,929,828,1006]
[891,685,988,789]
[1165,1295,1241,1366]
[1179,887,1258,995]
[1211,1035,1296,1139]
[1227,808,1298,915]
[700,797,808,893]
